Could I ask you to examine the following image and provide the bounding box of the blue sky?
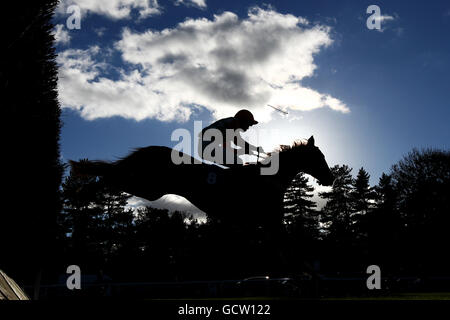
[53,0,450,213]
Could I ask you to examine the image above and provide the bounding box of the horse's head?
[303,136,334,186]
[280,136,334,186]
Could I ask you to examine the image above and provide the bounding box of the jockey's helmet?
[234,109,258,126]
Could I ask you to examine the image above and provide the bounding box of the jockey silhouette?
[198,109,265,166]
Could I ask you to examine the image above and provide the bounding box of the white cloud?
[288,115,303,122]
[175,0,207,9]
[375,13,398,32]
[56,0,161,20]
[57,46,194,121]
[53,24,71,45]
[57,7,348,122]
[376,14,395,23]
[323,95,350,113]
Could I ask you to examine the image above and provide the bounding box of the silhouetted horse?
[70,136,333,233]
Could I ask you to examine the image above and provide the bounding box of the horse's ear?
[307,135,315,146]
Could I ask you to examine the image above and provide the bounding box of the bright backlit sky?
[53,0,450,216]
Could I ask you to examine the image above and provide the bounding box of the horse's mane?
[275,139,309,153]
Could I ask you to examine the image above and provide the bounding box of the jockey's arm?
[234,132,258,155]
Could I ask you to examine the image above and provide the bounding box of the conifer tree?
[1,1,63,292]
[350,167,375,242]
[319,165,354,241]
[283,173,319,240]
[351,167,374,216]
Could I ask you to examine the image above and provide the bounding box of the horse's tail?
[68,159,113,177]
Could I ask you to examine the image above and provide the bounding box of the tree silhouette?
[319,165,354,241]
[390,148,450,274]
[61,164,138,280]
[1,0,63,295]
[284,173,318,236]
[374,173,397,210]
[363,173,401,274]
[350,167,376,247]
[61,167,108,271]
[351,168,375,216]
[283,173,319,261]
[96,185,133,260]
[318,165,362,272]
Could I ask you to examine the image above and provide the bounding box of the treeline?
[57,169,276,281]
[1,0,63,292]
[284,148,450,278]
[56,148,450,282]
